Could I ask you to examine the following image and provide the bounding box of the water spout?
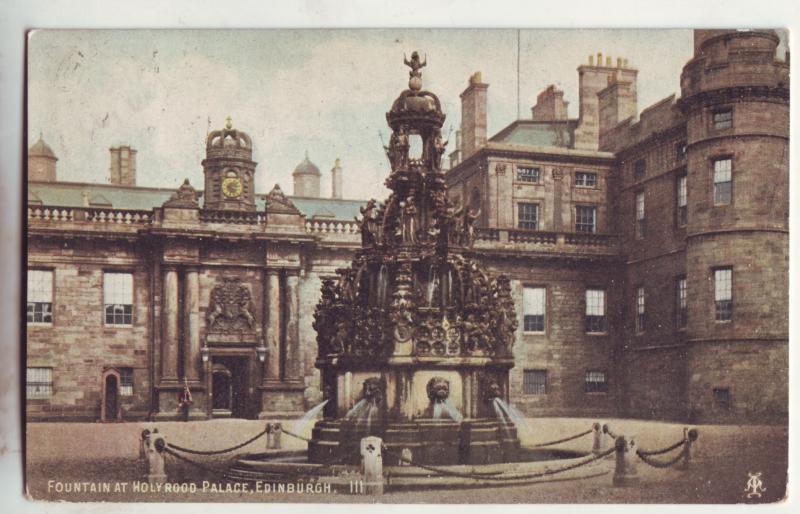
[493,397,533,442]
[442,399,463,422]
[291,400,329,438]
[426,264,438,306]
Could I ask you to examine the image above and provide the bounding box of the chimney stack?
[331,158,343,199]
[109,145,137,186]
[531,85,569,121]
[459,72,489,158]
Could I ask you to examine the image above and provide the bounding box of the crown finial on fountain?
[404,51,427,91]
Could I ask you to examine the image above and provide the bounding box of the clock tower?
[202,117,257,211]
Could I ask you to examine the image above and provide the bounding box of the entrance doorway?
[101,368,121,422]
[210,356,250,418]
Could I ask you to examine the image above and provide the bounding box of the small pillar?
[266,422,283,449]
[591,422,605,455]
[144,429,167,485]
[613,435,639,487]
[679,428,699,470]
[360,436,384,495]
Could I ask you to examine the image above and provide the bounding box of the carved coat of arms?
[206,276,256,332]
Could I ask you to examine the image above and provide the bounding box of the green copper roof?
[28,181,365,220]
[490,120,577,148]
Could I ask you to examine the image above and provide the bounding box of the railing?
[305,219,360,235]
[508,229,559,245]
[28,205,153,225]
[199,209,263,224]
[474,227,617,250]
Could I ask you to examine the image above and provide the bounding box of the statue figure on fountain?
[357,199,381,246]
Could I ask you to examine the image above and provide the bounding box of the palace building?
[26,29,788,423]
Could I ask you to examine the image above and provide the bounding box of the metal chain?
[167,428,268,456]
[280,427,312,443]
[636,446,686,469]
[382,444,614,481]
[530,427,594,448]
[163,446,235,479]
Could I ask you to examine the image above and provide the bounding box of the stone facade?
[26,30,788,424]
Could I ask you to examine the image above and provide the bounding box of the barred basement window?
[714,267,733,321]
[585,370,608,393]
[676,276,688,329]
[518,202,539,230]
[575,171,597,187]
[120,368,134,396]
[635,191,646,239]
[634,159,646,179]
[713,158,732,205]
[713,388,731,410]
[585,289,606,333]
[575,206,597,234]
[523,286,546,333]
[523,369,547,395]
[104,272,133,326]
[27,367,52,399]
[712,109,732,130]
[677,174,688,226]
[517,166,541,183]
[636,286,646,333]
[27,269,53,324]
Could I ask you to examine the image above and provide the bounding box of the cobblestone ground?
[25,417,788,504]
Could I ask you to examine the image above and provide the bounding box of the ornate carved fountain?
[308,52,520,465]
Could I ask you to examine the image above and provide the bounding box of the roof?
[29,135,57,159]
[27,180,366,220]
[490,120,578,148]
[293,155,321,176]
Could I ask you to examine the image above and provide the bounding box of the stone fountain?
[308,52,520,465]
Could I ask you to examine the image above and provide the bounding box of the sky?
[27,29,701,200]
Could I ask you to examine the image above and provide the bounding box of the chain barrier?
[530,427,594,448]
[636,438,685,457]
[636,447,686,469]
[635,429,697,469]
[162,445,235,480]
[281,427,312,443]
[166,428,268,456]
[602,424,618,439]
[382,444,614,481]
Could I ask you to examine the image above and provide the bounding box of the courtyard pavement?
[25,417,788,504]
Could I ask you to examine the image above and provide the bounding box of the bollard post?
[679,428,698,470]
[268,422,283,449]
[612,436,639,487]
[602,424,615,459]
[139,429,150,462]
[592,422,605,455]
[400,447,413,467]
[360,436,384,495]
[265,422,272,450]
[144,428,167,485]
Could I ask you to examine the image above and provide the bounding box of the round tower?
[679,30,788,422]
[28,134,58,182]
[292,152,321,198]
[202,117,257,211]
[330,158,343,199]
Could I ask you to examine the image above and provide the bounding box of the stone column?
[161,267,180,383]
[265,269,281,383]
[183,268,201,382]
[552,167,563,232]
[285,271,302,382]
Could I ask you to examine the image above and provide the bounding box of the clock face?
[221,177,243,198]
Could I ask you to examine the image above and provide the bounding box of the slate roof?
[28,181,366,220]
[490,120,578,148]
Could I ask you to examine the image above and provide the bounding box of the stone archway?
[101,368,122,422]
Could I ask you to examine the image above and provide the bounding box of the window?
[523,287,546,332]
[675,276,688,329]
[575,171,597,187]
[120,368,134,396]
[27,367,52,399]
[575,206,597,234]
[677,174,688,226]
[712,109,732,130]
[585,370,608,393]
[635,191,645,239]
[518,203,539,230]
[27,269,53,324]
[517,166,541,183]
[713,158,732,205]
[714,267,733,321]
[585,289,606,333]
[713,388,731,410]
[635,286,646,333]
[523,370,547,395]
[104,272,133,326]
[676,141,688,160]
[634,159,646,179]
